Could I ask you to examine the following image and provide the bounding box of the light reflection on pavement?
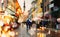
[15,24,47,37]
[37,32,46,37]
[15,24,30,37]
[14,24,60,37]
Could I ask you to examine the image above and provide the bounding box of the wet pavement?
[15,24,30,37]
[14,24,60,37]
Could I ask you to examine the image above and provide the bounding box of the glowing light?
[0,20,4,26]
[4,26,10,31]
[48,30,51,34]
[8,31,15,37]
[57,18,60,22]
[8,5,11,8]
[16,32,18,35]
[1,33,6,37]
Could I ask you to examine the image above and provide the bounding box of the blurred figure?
[56,18,60,29]
[28,21,36,37]
[26,19,32,32]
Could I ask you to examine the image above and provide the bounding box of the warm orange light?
[14,0,23,17]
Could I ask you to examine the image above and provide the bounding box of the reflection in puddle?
[37,32,46,37]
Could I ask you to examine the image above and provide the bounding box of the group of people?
[22,19,49,31]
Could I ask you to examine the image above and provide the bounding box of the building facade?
[30,0,43,21]
[41,0,54,18]
[0,0,7,11]
[42,0,54,14]
[41,0,54,27]
[0,0,7,15]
